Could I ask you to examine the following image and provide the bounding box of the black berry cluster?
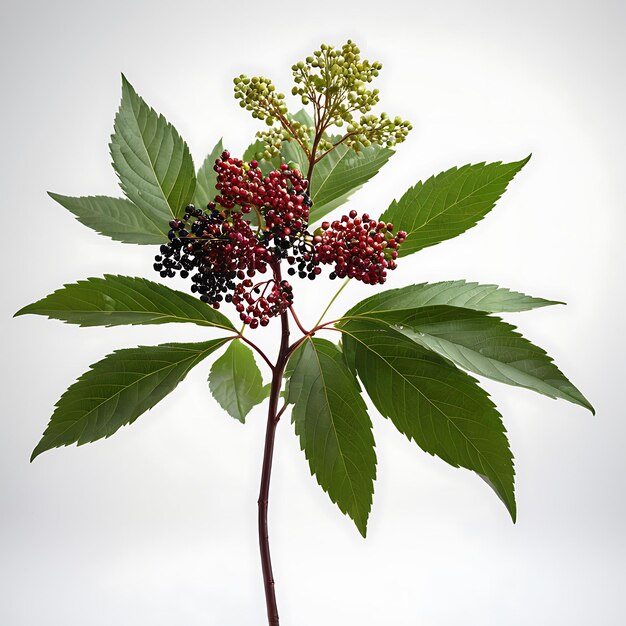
[154,205,286,326]
[312,210,407,285]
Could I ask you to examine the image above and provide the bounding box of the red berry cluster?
[213,151,310,244]
[231,279,294,328]
[312,210,407,284]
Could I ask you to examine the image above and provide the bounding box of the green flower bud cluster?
[233,74,288,123]
[233,40,412,164]
[290,40,412,152]
[345,113,413,151]
[291,40,381,118]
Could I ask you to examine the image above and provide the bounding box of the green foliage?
[381,157,531,256]
[193,139,224,210]
[47,193,168,245]
[286,338,376,536]
[365,305,594,413]
[15,275,236,331]
[341,319,516,520]
[342,280,561,319]
[209,340,268,423]
[31,339,229,461]
[110,75,196,221]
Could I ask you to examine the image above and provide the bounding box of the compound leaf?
[47,193,168,245]
[110,75,196,222]
[342,280,561,320]
[15,275,236,331]
[381,157,530,256]
[370,305,594,413]
[342,320,516,520]
[31,339,229,460]
[208,340,267,422]
[287,338,376,536]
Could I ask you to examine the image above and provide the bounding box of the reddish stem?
[238,334,275,372]
[288,306,308,335]
[257,261,290,626]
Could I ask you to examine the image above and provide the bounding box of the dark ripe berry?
[153,202,276,326]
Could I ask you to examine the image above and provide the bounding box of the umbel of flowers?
[16,38,593,626]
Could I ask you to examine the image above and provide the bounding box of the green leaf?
[342,320,516,520]
[208,340,267,422]
[192,139,223,210]
[15,275,236,331]
[110,75,196,221]
[47,193,169,245]
[370,306,594,413]
[287,338,376,536]
[381,156,531,256]
[281,141,394,224]
[31,339,229,460]
[342,279,561,321]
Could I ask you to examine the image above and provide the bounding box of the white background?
[2,1,624,624]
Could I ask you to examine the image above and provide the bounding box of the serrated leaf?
[287,338,376,536]
[15,275,236,331]
[370,305,594,413]
[208,340,267,423]
[110,75,196,222]
[342,320,516,520]
[192,139,223,210]
[342,280,560,321]
[47,193,169,245]
[31,339,229,460]
[381,156,531,256]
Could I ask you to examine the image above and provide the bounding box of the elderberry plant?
[16,40,593,626]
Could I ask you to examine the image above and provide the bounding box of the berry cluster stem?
[257,261,290,626]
